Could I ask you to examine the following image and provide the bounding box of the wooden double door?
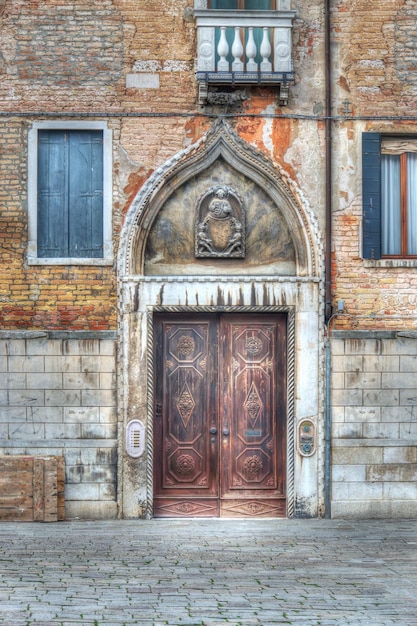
[153,314,287,517]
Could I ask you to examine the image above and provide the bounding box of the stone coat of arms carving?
[195,185,245,258]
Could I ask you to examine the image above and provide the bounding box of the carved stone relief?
[144,158,296,276]
[195,185,245,258]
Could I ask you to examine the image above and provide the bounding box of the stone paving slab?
[0,519,416,625]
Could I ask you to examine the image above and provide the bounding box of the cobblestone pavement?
[0,518,416,626]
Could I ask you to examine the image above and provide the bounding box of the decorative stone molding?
[206,89,247,107]
[117,120,325,520]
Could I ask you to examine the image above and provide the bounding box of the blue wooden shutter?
[68,131,103,258]
[37,130,69,257]
[37,130,103,258]
[362,132,382,259]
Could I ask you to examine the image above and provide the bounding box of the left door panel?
[153,315,219,517]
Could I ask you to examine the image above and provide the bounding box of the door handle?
[210,427,217,435]
[222,428,230,436]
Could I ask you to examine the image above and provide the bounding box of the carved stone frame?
[117,120,325,520]
[118,119,321,278]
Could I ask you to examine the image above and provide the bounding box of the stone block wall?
[0,332,118,520]
[331,332,417,518]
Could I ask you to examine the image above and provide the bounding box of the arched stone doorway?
[117,120,324,518]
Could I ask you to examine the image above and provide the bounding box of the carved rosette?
[245,336,263,357]
[195,185,245,258]
[244,455,263,477]
[176,454,196,475]
[177,335,195,357]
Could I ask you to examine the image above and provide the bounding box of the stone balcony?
[194,7,296,104]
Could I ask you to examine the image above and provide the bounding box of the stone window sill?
[363,259,417,269]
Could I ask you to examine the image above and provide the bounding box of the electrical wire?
[2,110,417,121]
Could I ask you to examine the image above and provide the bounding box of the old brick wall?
[323,0,417,518]
[0,116,117,331]
[331,0,417,330]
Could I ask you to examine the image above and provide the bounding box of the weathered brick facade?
[0,0,416,519]
[332,1,417,326]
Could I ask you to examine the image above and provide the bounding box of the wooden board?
[0,456,65,522]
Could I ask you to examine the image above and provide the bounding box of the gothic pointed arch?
[118,120,323,278]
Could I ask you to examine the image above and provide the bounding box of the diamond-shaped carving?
[157,500,217,516]
[222,500,284,517]
[244,381,263,426]
[176,382,195,428]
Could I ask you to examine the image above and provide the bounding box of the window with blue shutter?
[37,130,104,258]
[362,132,417,259]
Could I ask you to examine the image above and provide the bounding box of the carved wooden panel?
[220,499,286,518]
[153,498,219,518]
[153,315,218,513]
[153,313,286,517]
[220,315,287,505]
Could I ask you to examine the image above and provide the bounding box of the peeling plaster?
[261,104,276,158]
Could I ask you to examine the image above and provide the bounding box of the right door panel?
[219,315,287,517]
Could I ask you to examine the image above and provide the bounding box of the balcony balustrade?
[194,8,295,104]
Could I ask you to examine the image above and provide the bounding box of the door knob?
[222,428,230,436]
[210,427,217,435]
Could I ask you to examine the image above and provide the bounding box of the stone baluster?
[260,27,272,72]
[217,26,230,71]
[246,27,257,71]
[232,27,244,72]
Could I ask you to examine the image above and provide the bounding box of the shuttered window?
[362,132,417,259]
[37,130,104,258]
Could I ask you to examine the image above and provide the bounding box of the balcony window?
[210,0,272,7]
[211,0,272,68]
